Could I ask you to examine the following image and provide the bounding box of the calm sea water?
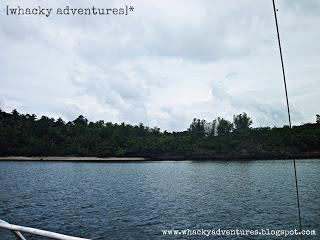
[0,160,319,240]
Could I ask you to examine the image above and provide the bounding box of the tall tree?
[188,118,206,138]
[206,119,217,137]
[216,117,233,136]
[233,112,253,132]
[73,115,88,126]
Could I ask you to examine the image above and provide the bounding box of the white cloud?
[0,0,319,131]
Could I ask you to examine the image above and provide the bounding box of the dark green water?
[0,160,319,239]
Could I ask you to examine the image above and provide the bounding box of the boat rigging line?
[272,0,303,238]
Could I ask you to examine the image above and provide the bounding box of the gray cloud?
[0,0,319,131]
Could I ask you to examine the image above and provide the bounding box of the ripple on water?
[0,160,319,240]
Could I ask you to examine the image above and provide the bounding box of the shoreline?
[0,156,319,162]
[0,156,147,161]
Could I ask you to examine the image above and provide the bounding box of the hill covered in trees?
[0,109,319,160]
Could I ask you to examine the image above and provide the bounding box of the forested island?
[0,109,319,160]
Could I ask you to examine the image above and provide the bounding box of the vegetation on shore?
[0,109,319,160]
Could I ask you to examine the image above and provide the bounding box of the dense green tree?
[233,113,253,132]
[73,115,88,126]
[188,118,206,138]
[0,109,319,159]
[216,117,233,136]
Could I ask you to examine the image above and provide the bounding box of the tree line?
[0,109,319,159]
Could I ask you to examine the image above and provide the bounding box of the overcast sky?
[0,0,319,131]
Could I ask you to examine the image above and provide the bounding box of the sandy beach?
[0,156,147,161]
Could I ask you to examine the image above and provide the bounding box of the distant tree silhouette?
[188,118,206,138]
[233,113,253,132]
[216,117,233,136]
[0,109,319,159]
[206,119,217,137]
[73,115,88,126]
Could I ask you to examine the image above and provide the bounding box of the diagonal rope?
[272,0,302,238]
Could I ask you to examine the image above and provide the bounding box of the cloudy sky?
[0,0,319,131]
